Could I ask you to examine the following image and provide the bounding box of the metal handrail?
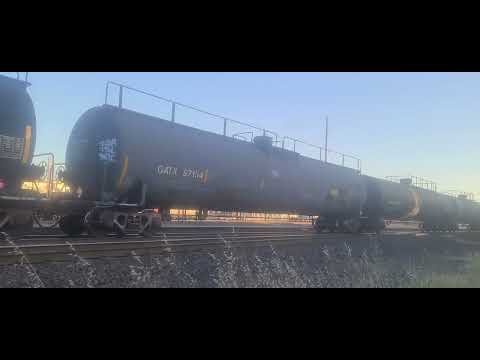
[233,134,249,142]
[104,81,361,172]
[232,132,254,142]
[32,153,55,198]
[105,81,272,134]
[282,136,361,170]
[386,175,437,192]
[1,72,29,82]
[282,136,323,159]
[443,190,475,201]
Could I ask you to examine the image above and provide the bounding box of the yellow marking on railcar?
[117,156,129,189]
[406,188,421,218]
[22,126,32,164]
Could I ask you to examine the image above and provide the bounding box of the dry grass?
[417,256,480,288]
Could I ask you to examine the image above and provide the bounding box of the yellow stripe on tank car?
[22,126,32,164]
[203,169,209,184]
[406,188,421,218]
[117,156,129,190]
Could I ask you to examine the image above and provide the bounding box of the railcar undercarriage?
[313,215,386,235]
[0,194,162,240]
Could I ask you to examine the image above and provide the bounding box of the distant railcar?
[457,197,480,230]
[415,189,459,230]
[362,176,480,231]
[361,176,420,221]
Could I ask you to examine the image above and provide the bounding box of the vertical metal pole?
[325,116,329,163]
[223,118,227,136]
[119,86,124,108]
[47,157,52,199]
[282,139,285,149]
[293,141,296,153]
[47,154,55,199]
[342,154,345,167]
[50,157,55,197]
[102,163,107,202]
[171,103,176,122]
[105,83,109,105]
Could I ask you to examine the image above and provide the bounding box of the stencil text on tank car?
[0,134,24,160]
[157,165,178,176]
[156,164,208,183]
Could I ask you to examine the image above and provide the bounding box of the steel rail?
[0,237,319,266]
[0,234,320,264]
[0,233,313,251]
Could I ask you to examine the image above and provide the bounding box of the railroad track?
[0,230,331,265]
[2,224,477,265]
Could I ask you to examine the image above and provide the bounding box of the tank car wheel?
[113,215,127,238]
[374,217,386,236]
[328,225,337,233]
[152,215,163,232]
[343,218,362,234]
[314,217,327,233]
[59,214,85,236]
[0,212,10,231]
[324,218,338,233]
[314,225,326,233]
[1,212,34,235]
[113,223,126,238]
[138,214,153,238]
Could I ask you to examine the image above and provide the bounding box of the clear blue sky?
[4,72,479,197]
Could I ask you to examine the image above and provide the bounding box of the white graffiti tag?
[98,138,117,162]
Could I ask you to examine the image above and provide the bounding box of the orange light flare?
[169,209,312,224]
[22,181,71,195]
